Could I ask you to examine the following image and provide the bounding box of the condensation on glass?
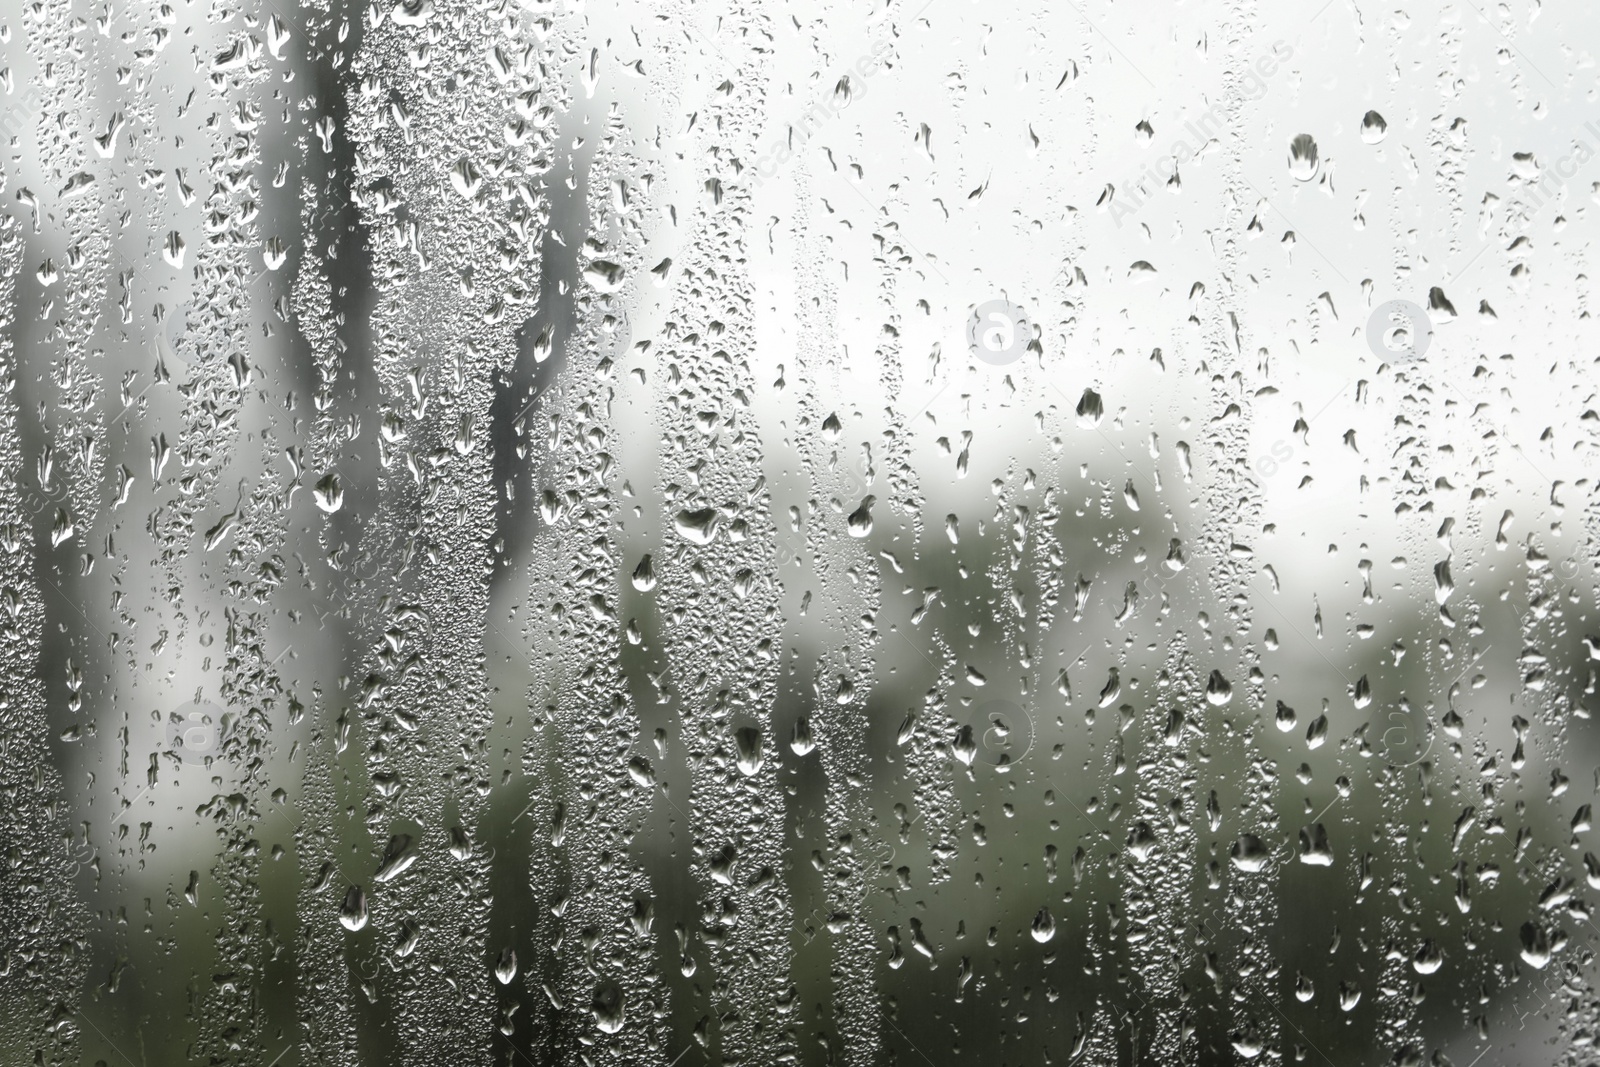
[0,1,1596,1066]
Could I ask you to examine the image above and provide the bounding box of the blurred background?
[1,0,1598,1065]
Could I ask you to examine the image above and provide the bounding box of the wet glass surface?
[2,2,1600,1065]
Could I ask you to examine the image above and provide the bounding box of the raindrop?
[313,473,344,514]
[673,508,721,545]
[592,981,625,1033]
[1229,833,1270,872]
[1030,907,1056,943]
[1298,823,1334,866]
[1360,110,1388,144]
[1288,133,1320,180]
[1412,940,1443,975]
[735,727,764,776]
[1075,388,1104,428]
[450,156,483,198]
[847,496,875,537]
[339,886,368,931]
[374,834,417,883]
[583,260,626,293]
[627,757,655,788]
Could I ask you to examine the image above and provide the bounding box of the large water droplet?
[1360,110,1387,144]
[1030,906,1056,943]
[1075,388,1104,428]
[673,508,721,545]
[1205,670,1232,706]
[735,727,763,776]
[1288,133,1320,180]
[1229,833,1270,872]
[847,496,875,537]
[592,981,626,1033]
[313,473,344,514]
[339,886,368,931]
